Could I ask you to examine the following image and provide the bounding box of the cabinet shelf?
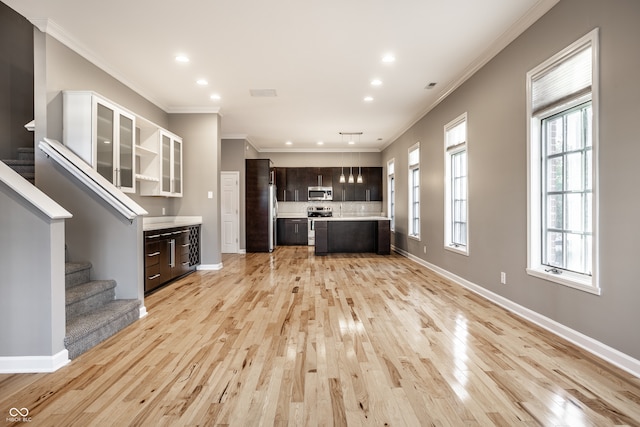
[135,145,157,157]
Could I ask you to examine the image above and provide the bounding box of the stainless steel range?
[307,206,332,246]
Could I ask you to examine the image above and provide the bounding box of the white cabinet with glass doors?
[63,91,136,193]
[138,130,182,197]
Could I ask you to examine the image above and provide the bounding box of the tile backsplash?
[277,201,384,217]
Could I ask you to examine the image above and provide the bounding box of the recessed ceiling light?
[364,96,374,102]
[348,140,355,145]
[196,79,208,86]
[210,94,221,100]
[382,54,396,63]
[175,55,189,63]
[285,141,292,145]
[317,141,324,145]
[371,79,383,86]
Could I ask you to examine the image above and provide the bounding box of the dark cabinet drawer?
[145,242,161,268]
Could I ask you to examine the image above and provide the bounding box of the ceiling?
[5,0,558,152]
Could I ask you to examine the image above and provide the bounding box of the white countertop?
[313,216,390,221]
[143,216,203,231]
[277,213,307,219]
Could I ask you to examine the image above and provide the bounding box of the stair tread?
[65,262,92,275]
[65,280,117,305]
[2,159,34,166]
[65,299,140,343]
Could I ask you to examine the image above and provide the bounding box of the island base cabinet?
[314,220,390,255]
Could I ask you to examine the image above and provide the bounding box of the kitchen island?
[314,217,390,255]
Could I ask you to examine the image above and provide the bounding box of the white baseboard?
[139,305,148,318]
[238,249,246,254]
[392,246,640,378]
[0,349,70,373]
[197,263,223,271]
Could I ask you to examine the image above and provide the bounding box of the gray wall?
[42,34,175,217]
[36,30,144,303]
[171,114,222,267]
[382,0,640,359]
[0,183,66,357]
[0,2,33,160]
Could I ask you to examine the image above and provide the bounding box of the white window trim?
[408,143,420,241]
[444,113,469,256]
[526,28,600,295]
[387,158,395,232]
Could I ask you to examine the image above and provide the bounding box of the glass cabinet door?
[96,103,114,183]
[161,133,171,193]
[118,114,134,190]
[173,139,182,194]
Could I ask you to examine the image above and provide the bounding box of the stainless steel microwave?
[308,186,333,201]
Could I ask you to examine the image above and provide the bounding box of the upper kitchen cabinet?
[284,168,307,202]
[160,131,183,197]
[63,91,136,193]
[275,167,287,201]
[307,167,333,188]
[137,124,183,197]
[354,167,383,201]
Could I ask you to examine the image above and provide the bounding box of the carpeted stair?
[2,147,35,184]
[64,262,140,359]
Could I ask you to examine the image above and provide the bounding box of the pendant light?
[339,134,346,183]
[357,147,363,183]
[348,151,355,183]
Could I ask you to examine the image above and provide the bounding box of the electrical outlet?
[423,245,427,254]
[500,272,507,284]
[162,207,166,215]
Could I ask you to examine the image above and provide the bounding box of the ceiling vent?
[250,89,278,97]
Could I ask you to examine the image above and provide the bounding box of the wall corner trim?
[0,350,70,374]
[392,246,640,379]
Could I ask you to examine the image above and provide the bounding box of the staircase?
[64,262,140,359]
[2,147,35,184]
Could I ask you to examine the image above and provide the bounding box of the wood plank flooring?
[2,246,640,426]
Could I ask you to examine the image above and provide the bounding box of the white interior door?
[221,171,240,253]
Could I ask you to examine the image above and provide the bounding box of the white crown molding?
[259,147,381,154]
[166,106,222,114]
[392,245,640,379]
[29,18,170,112]
[0,350,70,373]
[221,134,249,140]
[381,0,561,151]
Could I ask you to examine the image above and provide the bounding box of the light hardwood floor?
[2,247,640,426]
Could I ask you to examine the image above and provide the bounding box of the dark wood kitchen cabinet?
[275,167,287,201]
[277,218,308,245]
[354,167,383,201]
[246,159,275,251]
[144,225,200,294]
[275,166,382,202]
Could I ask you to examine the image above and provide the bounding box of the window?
[444,113,468,255]
[387,159,395,231]
[527,29,599,294]
[408,143,420,239]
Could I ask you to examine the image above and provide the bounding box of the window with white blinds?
[526,28,600,295]
[531,45,593,116]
